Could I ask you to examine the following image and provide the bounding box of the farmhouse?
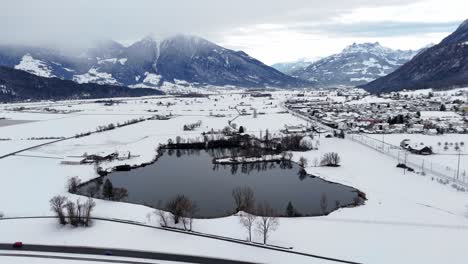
[60,156,86,165]
[408,146,433,155]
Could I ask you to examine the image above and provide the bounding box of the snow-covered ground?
[367,133,468,177]
[1,92,467,264]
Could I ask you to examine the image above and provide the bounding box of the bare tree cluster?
[183,120,202,131]
[320,152,341,167]
[232,186,255,213]
[75,178,128,202]
[96,118,147,133]
[165,195,198,231]
[279,134,313,151]
[49,195,95,227]
[239,201,280,244]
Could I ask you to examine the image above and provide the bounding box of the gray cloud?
[291,21,462,38]
[1,0,423,48]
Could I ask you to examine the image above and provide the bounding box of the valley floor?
[0,92,467,263]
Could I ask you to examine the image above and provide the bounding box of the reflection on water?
[80,148,361,218]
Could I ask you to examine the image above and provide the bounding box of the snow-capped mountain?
[271,57,321,74]
[0,36,308,89]
[361,19,468,93]
[291,42,419,87]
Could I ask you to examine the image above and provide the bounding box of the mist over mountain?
[271,57,321,74]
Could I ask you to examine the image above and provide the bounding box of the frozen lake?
[81,148,361,218]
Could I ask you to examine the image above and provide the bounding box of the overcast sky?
[2,0,467,64]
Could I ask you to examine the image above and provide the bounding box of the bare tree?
[65,201,78,226]
[239,211,257,242]
[165,195,196,229]
[232,186,255,213]
[157,210,171,227]
[76,199,83,225]
[155,201,170,227]
[298,156,308,168]
[183,200,198,231]
[67,176,81,194]
[166,195,185,224]
[49,195,68,225]
[112,187,128,201]
[255,202,279,244]
[83,197,96,226]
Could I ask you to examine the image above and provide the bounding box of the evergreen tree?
[238,126,244,133]
[440,104,446,111]
[286,201,295,217]
[102,179,114,200]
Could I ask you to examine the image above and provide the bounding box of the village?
[285,88,468,135]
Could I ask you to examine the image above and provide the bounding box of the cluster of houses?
[285,89,468,135]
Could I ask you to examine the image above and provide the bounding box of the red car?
[12,242,23,248]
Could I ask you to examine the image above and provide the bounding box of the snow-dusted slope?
[292,42,418,87]
[0,66,163,102]
[14,54,56,78]
[73,67,120,85]
[0,36,309,89]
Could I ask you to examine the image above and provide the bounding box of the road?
[0,244,255,264]
[0,137,73,159]
[0,252,169,264]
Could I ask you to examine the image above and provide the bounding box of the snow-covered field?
[1,92,468,264]
[367,133,468,177]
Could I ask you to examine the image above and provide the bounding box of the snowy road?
[0,244,255,264]
[0,252,172,264]
[0,137,71,159]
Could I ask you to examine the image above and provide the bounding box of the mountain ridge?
[290,42,418,87]
[0,35,310,89]
[360,19,468,93]
[0,66,163,102]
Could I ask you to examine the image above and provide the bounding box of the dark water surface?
[82,149,360,218]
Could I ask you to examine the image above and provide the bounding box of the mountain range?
[0,35,309,90]
[2,18,468,96]
[288,42,419,87]
[361,19,468,93]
